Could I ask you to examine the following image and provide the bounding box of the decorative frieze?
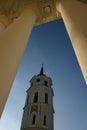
[0,0,61,28]
[77,0,87,4]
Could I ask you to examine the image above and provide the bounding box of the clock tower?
[20,66,54,130]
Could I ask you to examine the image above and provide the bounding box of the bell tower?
[20,66,54,130]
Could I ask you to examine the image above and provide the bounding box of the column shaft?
[0,9,37,117]
[56,0,87,83]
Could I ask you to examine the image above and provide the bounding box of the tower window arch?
[36,78,41,82]
[44,81,48,86]
[45,93,48,104]
[43,115,47,126]
[34,92,38,103]
[32,114,36,125]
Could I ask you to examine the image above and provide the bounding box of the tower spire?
[40,64,44,75]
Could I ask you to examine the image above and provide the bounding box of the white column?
[56,0,87,83]
[0,8,37,117]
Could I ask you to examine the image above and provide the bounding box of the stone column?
[56,0,87,83]
[0,8,37,116]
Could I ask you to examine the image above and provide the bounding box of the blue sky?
[0,19,87,130]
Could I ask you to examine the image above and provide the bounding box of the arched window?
[34,92,38,103]
[36,79,40,82]
[32,114,36,125]
[44,81,48,86]
[45,93,48,104]
[43,115,46,126]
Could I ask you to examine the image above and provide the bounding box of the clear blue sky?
[0,19,87,130]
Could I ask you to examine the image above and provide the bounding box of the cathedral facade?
[20,67,54,130]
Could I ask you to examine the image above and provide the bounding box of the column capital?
[0,0,61,29]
